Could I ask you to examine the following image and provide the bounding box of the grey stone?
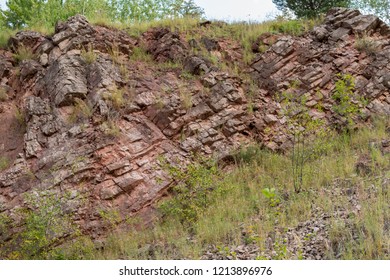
[382,74,390,89]
[43,54,88,106]
[312,26,329,42]
[264,114,278,124]
[106,161,129,172]
[184,55,210,75]
[342,14,380,34]
[41,120,59,136]
[8,30,45,52]
[201,36,219,51]
[25,96,51,119]
[113,171,143,192]
[330,27,351,41]
[25,138,42,158]
[100,184,124,200]
[19,60,42,80]
[40,53,49,66]
[52,30,77,45]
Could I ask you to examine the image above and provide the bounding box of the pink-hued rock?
[0,9,389,243]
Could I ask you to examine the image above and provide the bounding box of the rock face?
[0,9,390,242]
[249,7,390,148]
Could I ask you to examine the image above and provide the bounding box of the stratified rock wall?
[0,8,389,239]
[249,7,390,148]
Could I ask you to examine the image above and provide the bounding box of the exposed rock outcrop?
[0,9,389,245]
[249,7,390,148]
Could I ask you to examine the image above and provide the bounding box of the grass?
[80,44,97,64]
[130,46,153,63]
[103,87,125,110]
[68,98,93,123]
[125,16,201,38]
[13,45,37,63]
[101,120,121,137]
[108,44,122,65]
[90,15,319,68]
[355,32,378,55]
[0,156,10,171]
[26,23,55,36]
[50,117,389,260]
[0,29,16,49]
[179,86,193,110]
[87,15,125,30]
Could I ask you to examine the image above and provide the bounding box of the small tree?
[278,83,326,193]
[172,0,204,18]
[272,0,351,19]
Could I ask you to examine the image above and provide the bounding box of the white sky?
[194,0,279,21]
[0,0,279,22]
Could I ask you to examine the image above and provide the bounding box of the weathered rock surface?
[249,7,390,149]
[0,9,389,245]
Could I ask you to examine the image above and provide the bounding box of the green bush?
[0,190,83,260]
[159,155,221,226]
[332,73,366,128]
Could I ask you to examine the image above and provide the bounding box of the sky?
[194,0,279,22]
[0,0,280,22]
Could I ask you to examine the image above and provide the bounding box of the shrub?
[332,73,366,129]
[261,187,280,207]
[159,155,221,226]
[1,190,81,259]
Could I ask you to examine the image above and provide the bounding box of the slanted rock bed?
[0,8,389,254]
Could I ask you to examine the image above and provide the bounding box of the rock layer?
[0,9,390,241]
